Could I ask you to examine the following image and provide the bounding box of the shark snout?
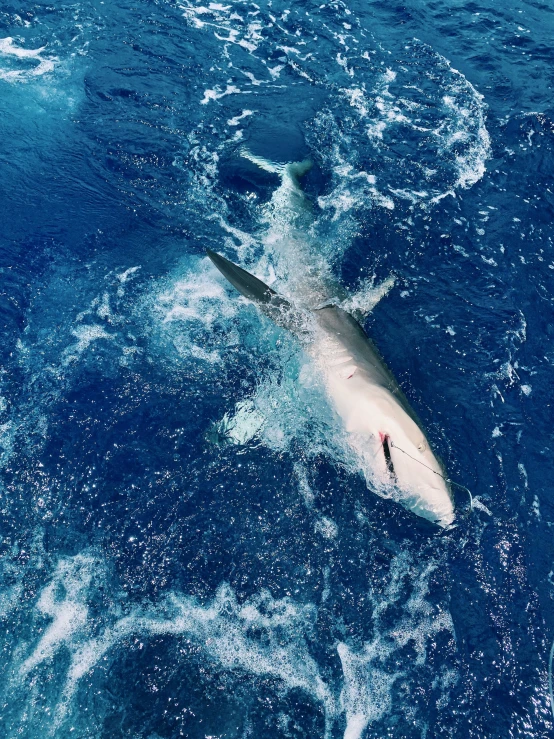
[381,433,455,527]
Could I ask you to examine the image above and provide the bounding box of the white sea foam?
[316,145,396,219]
[227,108,254,126]
[232,360,333,455]
[156,259,237,326]
[518,462,529,488]
[17,554,337,734]
[334,42,491,206]
[213,397,266,444]
[342,87,369,117]
[0,420,14,467]
[20,554,95,676]
[440,75,491,189]
[212,213,260,258]
[314,516,338,539]
[117,265,141,283]
[181,2,266,55]
[0,582,23,618]
[200,84,244,104]
[148,256,245,370]
[12,546,456,737]
[472,497,493,516]
[0,37,57,81]
[1,265,150,476]
[338,642,397,739]
[0,36,46,58]
[62,325,114,365]
[335,552,456,739]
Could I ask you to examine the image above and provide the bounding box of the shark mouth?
[381,433,396,481]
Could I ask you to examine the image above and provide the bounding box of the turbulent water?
[0,0,553,736]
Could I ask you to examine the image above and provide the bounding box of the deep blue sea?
[1,0,553,736]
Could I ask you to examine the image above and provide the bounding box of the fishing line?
[389,440,473,510]
[548,641,554,718]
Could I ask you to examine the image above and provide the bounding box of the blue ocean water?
[0,0,553,736]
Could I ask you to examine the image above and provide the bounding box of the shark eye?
[417,442,427,452]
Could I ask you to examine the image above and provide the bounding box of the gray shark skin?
[207,158,455,528]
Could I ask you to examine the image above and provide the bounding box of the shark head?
[376,404,455,528]
[338,386,456,528]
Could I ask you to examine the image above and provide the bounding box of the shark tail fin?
[206,250,306,333]
[287,158,313,179]
[240,148,312,182]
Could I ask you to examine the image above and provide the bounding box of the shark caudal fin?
[206,250,308,333]
[239,148,313,182]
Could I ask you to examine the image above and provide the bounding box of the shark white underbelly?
[311,306,455,526]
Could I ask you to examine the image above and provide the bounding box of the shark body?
[207,154,455,527]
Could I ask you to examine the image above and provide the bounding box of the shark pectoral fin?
[206,250,307,333]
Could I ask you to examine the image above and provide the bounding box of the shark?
[207,153,455,527]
